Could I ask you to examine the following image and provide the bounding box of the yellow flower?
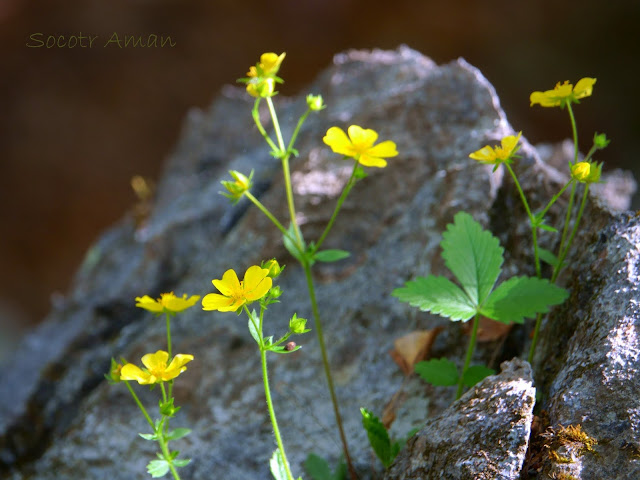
[571,161,602,184]
[135,292,201,314]
[469,132,522,165]
[120,350,194,385]
[530,78,596,108]
[244,52,285,98]
[323,125,398,168]
[202,266,272,312]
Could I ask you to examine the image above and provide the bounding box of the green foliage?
[360,408,402,469]
[313,249,350,263]
[462,365,495,387]
[147,459,170,478]
[304,453,347,480]
[415,358,459,386]
[538,247,560,268]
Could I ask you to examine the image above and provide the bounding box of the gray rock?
[385,358,535,480]
[0,46,636,479]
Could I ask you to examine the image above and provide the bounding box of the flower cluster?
[240,52,286,98]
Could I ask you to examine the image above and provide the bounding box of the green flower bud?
[306,94,325,111]
[289,313,310,334]
[593,132,610,150]
[221,170,253,204]
[262,258,284,278]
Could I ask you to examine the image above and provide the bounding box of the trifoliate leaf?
[361,408,394,468]
[441,212,503,305]
[166,428,191,441]
[462,365,495,387]
[414,358,459,386]
[392,275,476,321]
[270,449,289,480]
[538,248,560,268]
[480,276,568,324]
[147,459,170,478]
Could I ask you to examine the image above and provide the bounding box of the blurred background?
[1,0,639,357]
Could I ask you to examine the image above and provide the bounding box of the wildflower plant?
[107,292,200,479]
[233,51,398,478]
[203,262,309,480]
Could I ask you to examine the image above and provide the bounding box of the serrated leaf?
[314,249,350,263]
[304,453,333,480]
[462,365,496,387]
[173,458,191,468]
[166,428,191,441]
[392,275,476,321]
[441,211,504,305]
[147,459,170,478]
[414,358,459,386]
[480,276,568,324]
[283,223,305,263]
[270,449,289,480]
[538,248,560,267]
[361,408,393,468]
[139,432,157,441]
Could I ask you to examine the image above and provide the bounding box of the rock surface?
[385,358,535,480]
[0,47,637,479]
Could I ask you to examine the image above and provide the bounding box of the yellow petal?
[500,133,521,156]
[243,266,272,301]
[120,364,153,384]
[323,127,353,155]
[164,294,200,313]
[202,293,237,311]
[574,77,596,98]
[366,140,398,158]
[165,354,194,379]
[141,351,169,371]
[213,269,240,296]
[469,146,496,163]
[135,296,164,312]
[358,154,387,168]
[347,125,378,149]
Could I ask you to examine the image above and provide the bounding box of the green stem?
[251,99,279,153]
[266,97,286,153]
[286,108,312,155]
[157,416,182,480]
[302,263,357,480]
[124,380,154,429]
[557,182,577,270]
[553,184,590,283]
[537,180,573,221]
[166,312,174,398]
[567,103,579,166]
[505,163,541,277]
[456,314,479,400]
[312,163,359,254]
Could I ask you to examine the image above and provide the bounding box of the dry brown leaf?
[389,327,443,375]
[463,316,512,342]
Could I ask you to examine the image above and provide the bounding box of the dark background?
[1,0,639,354]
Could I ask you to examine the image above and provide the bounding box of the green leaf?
[283,223,305,263]
[415,358,459,386]
[173,458,191,468]
[441,211,504,305]
[392,275,476,321]
[166,428,191,441]
[480,276,569,324]
[147,459,170,478]
[304,453,333,480]
[538,248,560,268]
[314,249,350,263]
[360,408,393,468]
[462,365,496,387]
[248,311,261,345]
[138,432,157,441]
[538,224,558,233]
[270,449,289,480]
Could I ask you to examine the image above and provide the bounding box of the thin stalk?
[556,182,577,269]
[157,417,182,480]
[266,97,286,152]
[537,180,573,221]
[505,163,541,277]
[456,314,479,400]
[166,312,174,398]
[312,163,359,254]
[566,103,579,166]
[286,108,312,155]
[553,185,590,283]
[302,263,357,480]
[124,381,154,429]
[251,99,279,153]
